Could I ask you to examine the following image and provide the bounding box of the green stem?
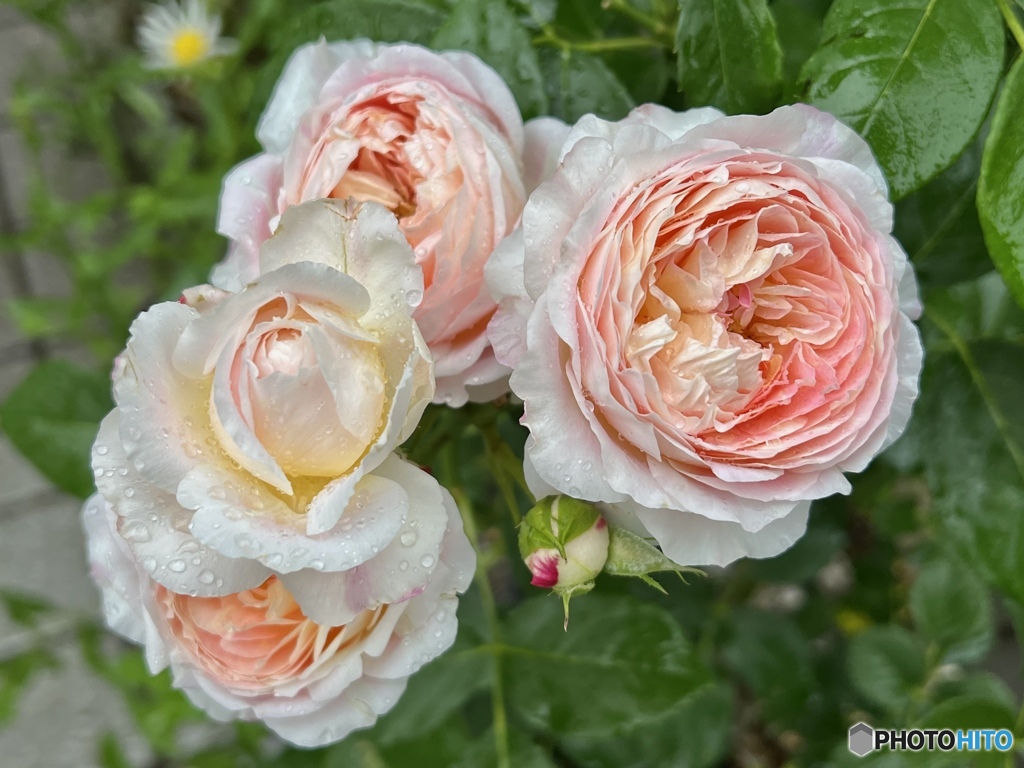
[533,32,665,52]
[481,424,529,524]
[997,0,1024,52]
[602,0,667,36]
[450,485,511,768]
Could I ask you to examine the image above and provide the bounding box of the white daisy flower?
[137,0,238,70]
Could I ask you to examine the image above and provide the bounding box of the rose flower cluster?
[83,39,922,747]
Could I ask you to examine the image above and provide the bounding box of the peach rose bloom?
[215,39,564,406]
[487,104,923,567]
[83,493,473,746]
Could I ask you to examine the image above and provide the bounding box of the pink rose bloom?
[215,39,563,406]
[83,492,473,746]
[487,104,923,567]
[89,198,461,621]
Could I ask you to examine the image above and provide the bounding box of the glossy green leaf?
[978,57,1024,312]
[431,0,547,119]
[675,0,783,114]
[907,278,1024,606]
[921,273,1024,349]
[908,556,993,664]
[540,48,635,123]
[272,0,446,54]
[847,625,926,713]
[560,682,732,768]
[0,360,112,498]
[502,595,712,735]
[801,0,1004,198]
[896,131,992,288]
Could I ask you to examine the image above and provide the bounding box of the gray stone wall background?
[0,4,151,765]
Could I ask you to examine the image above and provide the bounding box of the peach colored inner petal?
[578,153,894,471]
[157,576,386,692]
[289,83,505,349]
[228,294,387,479]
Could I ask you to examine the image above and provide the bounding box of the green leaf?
[721,609,815,727]
[909,284,1024,606]
[801,0,1004,198]
[6,296,72,339]
[908,555,993,664]
[0,360,112,498]
[0,648,59,724]
[912,696,1016,768]
[78,625,205,756]
[561,682,732,768]
[675,0,783,114]
[895,130,992,288]
[373,642,490,746]
[847,625,927,713]
[930,672,1016,711]
[0,591,52,628]
[451,728,557,768]
[978,57,1024,312]
[272,0,446,56]
[98,733,132,768]
[323,716,477,768]
[431,0,547,119]
[921,273,1024,349]
[502,595,712,735]
[540,48,635,123]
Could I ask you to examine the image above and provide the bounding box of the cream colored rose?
[91,198,438,608]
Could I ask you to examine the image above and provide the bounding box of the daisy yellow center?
[169,28,209,66]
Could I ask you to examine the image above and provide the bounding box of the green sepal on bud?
[604,526,704,593]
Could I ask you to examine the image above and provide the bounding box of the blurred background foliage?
[2,0,1024,766]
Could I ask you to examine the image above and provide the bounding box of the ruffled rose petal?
[280,455,450,625]
[180,465,409,575]
[93,414,270,596]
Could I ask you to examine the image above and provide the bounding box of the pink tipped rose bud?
[519,496,609,597]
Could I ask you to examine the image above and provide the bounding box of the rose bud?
[519,496,609,627]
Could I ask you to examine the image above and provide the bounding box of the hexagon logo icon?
[849,722,874,757]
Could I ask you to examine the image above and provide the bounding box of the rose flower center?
[235,297,387,478]
[157,576,386,691]
[591,158,877,458]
